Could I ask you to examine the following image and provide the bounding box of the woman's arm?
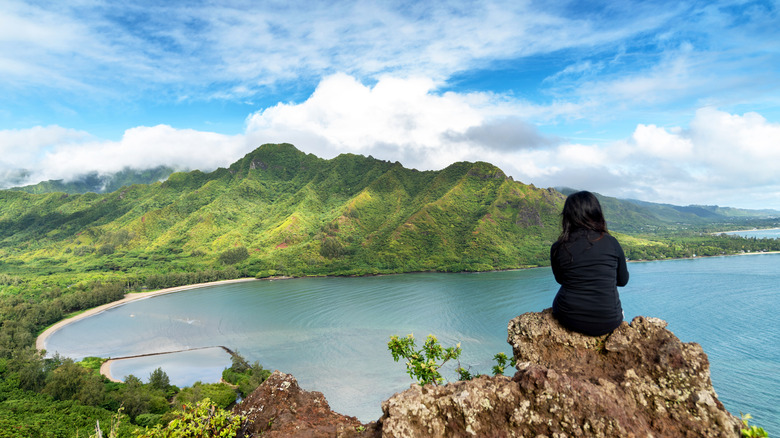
[550,242,564,285]
[615,242,629,287]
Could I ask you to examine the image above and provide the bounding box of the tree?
[43,358,88,401]
[229,351,250,373]
[320,237,345,258]
[147,367,170,391]
[218,247,249,265]
[117,375,150,420]
[8,347,47,391]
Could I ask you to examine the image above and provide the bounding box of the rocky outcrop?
[232,370,374,438]
[378,308,741,437]
[235,309,741,437]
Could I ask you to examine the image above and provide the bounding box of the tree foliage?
[133,398,245,438]
[148,367,171,391]
[388,334,462,385]
[218,247,249,265]
[221,351,271,398]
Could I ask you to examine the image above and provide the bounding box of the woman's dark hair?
[557,190,608,244]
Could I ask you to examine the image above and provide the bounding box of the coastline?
[710,227,780,235]
[626,249,780,263]
[99,345,234,383]
[36,249,780,352]
[35,277,258,352]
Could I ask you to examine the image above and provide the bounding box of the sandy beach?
[35,277,258,352]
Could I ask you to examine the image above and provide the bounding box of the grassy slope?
[2,143,779,293]
[0,144,569,288]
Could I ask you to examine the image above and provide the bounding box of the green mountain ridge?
[0,144,567,284]
[555,187,780,234]
[2,143,779,290]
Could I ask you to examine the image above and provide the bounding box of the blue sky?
[1,0,779,209]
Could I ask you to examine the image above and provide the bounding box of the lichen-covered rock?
[378,308,741,437]
[379,374,529,437]
[233,370,375,437]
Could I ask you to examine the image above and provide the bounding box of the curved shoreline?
[36,250,780,352]
[36,277,258,352]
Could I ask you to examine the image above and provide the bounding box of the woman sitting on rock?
[550,190,629,336]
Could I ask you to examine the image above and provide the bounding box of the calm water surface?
[723,228,780,239]
[45,254,779,430]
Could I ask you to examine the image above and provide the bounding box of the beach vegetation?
[174,381,238,410]
[222,351,272,398]
[133,398,245,438]
[147,367,171,392]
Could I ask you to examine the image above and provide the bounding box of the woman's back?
[549,191,629,336]
[551,229,628,335]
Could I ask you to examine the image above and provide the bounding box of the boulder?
[232,370,375,437]
[234,309,741,437]
[377,308,741,437]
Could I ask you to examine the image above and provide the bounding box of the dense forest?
[1,143,779,436]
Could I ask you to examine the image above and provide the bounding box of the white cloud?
[245,74,490,170]
[0,125,249,188]
[0,1,693,103]
[522,107,780,207]
[0,125,92,169]
[630,124,693,159]
[2,74,779,210]
[688,107,780,183]
[243,74,780,208]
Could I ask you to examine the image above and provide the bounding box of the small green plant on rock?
[455,352,517,380]
[455,365,480,381]
[388,334,461,385]
[740,413,768,438]
[491,352,517,376]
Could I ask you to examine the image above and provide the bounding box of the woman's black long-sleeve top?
[550,229,629,336]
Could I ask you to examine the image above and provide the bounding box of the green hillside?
[0,144,567,289]
[556,187,780,234]
[2,144,779,294]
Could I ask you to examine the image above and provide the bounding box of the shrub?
[741,413,768,437]
[388,334,461,385]
[133,398,245,438]
[174,382,237,410]
[134,413,163,428]
[320,237,345,259]
[218,247,249,265]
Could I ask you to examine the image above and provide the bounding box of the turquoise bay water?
[44,254,779,429]
[723,228,780,239]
